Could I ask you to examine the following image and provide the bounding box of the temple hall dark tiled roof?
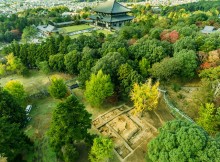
[93,0,131,14]
[90,14,134,23]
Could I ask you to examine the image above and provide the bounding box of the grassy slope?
[0,71,72,95]
[25,97,59,162]
[162,79,201,119]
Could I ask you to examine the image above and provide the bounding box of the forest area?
[0,0,220,162]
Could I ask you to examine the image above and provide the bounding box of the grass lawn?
[24,97,59,162]
[59,24,92,34]
[162,78,201,119]
[70,29,113,39]
[0,70,72,95]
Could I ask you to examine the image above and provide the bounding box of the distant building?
[53,21,75,27]
[201,26,220,34]
[89,0,134,29]
[61,12,79,17]
[201,26,215,34]
[37,24,58,35]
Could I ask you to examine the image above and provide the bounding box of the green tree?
[117,63,143,97]
[64,50,81,74]
[4,80,26,106]
[199,66,220,81]
[198,66,220,102]
[78,47,98,87]
[0,117,32,162]
[49,54,65,72]
[37,61,50,74]
[174,49,198,79]
[85,70,114,107]
[59,35,71,54]
[196,103,219,134]
[48,95,92,161]
[147,120,220,162]
[0,87,26,127]
[5,53,26,75]
[138,57,150,78]
[129,38,170,63]
[130,79,160,115]
[89,137,114,162]
[177,26,197,37]
[173,36,196,53]
[150,57,182,80]
[62,144,79,162]
[21,25,38,43]
[100,38,128,56]
[48,76,68,99]
[4,30,15,42]
[149,27,163,40]
[150,50,198,80]
[92,52,125,84]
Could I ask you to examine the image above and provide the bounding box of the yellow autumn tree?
[130,79,160,115]
[4,80,26,105]
[5,53,25,75]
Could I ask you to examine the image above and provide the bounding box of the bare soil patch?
[92,103,173,161]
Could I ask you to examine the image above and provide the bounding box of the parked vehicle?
[25,105,32,116]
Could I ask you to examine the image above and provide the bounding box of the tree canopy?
[0,117,32,161]
[48,76,68,99]
[4,80,26,106]
[196,103,220,135]
[0,86,31,161]
[91,52,126,84]
[148,120,220,162]
[85,70,114,107]
[48,95,92,161]
[89,137,114,162]
[0,87,26,127]
[130,79,160,115]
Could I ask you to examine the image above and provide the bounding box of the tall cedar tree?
[48,95,92,161]
[0,86,31,161]
[0,118,32,161]
[0,87,26,127]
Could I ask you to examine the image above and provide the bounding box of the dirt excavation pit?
[92,105,131,129]
[93,117,104,128]
[101,109,121,122]
[93,105,159,161]
[115,144,131,159]
[109,114,142,148]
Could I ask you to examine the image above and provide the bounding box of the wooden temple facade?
[90,0,134,29]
